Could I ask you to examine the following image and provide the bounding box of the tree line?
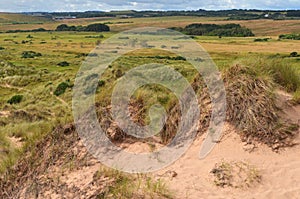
[56,23,110,32]
[170,23,254,37]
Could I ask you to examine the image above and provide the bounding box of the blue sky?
[0,0,299,12]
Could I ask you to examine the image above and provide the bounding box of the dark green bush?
[54,82,69,96]
[7,95,23,104]
[254,38,269,42]
[21,51,42,58]
[56,23,110,32]
[290,52,298,57]
[0,46,4,50]
[98,80,105,87]
[57,61,70,67]
[171,23,254,37]
[279,34,300,40]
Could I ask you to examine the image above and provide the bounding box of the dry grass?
[211,160,262,188]
[224,64,298,150]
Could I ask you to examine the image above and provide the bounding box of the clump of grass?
[292,89,300,104]
[211,160,262,188]
[239,56,300,92]
[94,167,172,198]
[224,64,298,150]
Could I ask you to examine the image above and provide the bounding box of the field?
[0,13,300,198]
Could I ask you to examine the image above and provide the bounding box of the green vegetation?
[7,95,23,104]
[0,14,299,197]
[254,38,270,42]
[279,33,300,40]
[56,23,110,32]
[21,51,42,58]
[211,160,262,188]
[54,82,71,96]
[57,61,70,67]
[171,23,254,37]
[290,52,298,57]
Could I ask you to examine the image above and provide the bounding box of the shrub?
[56,24,70,31]
[54,82,69,96]
[98,80,105,87]
[290,52,298,57]
[57,61,70,67]
[254,38,269,42]
[84,23,110,32]
[56,23,110,32]
[172,23,255,37]
[279,34,300,40]
[21,51,42,58]
[0,47,4,50]
[7,95,23,104]
[26,34,33,38]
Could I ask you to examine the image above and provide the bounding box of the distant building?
[116,15,132,18]
[53,16,77,20]
[264,14,269,18]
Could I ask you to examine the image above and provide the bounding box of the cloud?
[0,0,299,12]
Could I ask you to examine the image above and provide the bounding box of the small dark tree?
[7,95,23,104]
[54,82,69,96]
[290,52,298,57]
[56,24,70,31]
[84,23,110,32]
[57,61,70,67]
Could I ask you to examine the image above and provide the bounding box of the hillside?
[0,13,299,198]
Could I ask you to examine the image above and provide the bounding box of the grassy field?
[0,14,299,174]
[1,14,300,36]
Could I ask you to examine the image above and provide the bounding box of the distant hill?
[0,13,52,25]
[22,9,300,20]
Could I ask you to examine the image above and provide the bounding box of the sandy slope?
[155,96,300,199]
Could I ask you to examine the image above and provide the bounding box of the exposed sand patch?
[155,122,300,198]
[0,111,10,118]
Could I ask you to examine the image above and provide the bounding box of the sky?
[0,0,299,12]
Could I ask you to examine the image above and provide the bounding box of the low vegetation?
[54,81,71,96]
[56,23,110,32]
[211,160,262,188]
[171,23,254,37]
[21,51,42,58]
[7,95,23,105]
[279,33,300,40]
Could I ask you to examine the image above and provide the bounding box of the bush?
[98,80,105,87]
[172,23,255,37]
[56,23,110,32]
[7,95,23,104]
[54,82,69,96]
[279,34,300,40]
[290,52,298,57]
[254,38,269,42]
[21,51,42,58]
[84,23,110,32]
[0,47,4,50]
[57,61,70,67]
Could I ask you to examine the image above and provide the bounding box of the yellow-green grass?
[0,15,299,37]
[0,24,299,173]
[0,13,52,24]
